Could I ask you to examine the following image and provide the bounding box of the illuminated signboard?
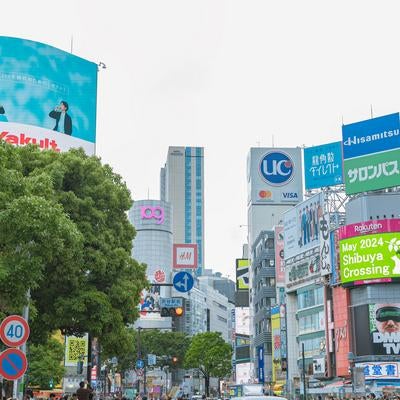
[339,232,400,284]
[0,36,97,154]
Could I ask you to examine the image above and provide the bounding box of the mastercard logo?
[259,190,272,199]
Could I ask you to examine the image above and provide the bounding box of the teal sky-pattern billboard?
[0,36,97,154]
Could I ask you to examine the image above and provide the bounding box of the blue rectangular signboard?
[257,345,264,384]
[342,113,400,160]
[159,297,183,308]
[304,141,343,189]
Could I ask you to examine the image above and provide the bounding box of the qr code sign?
[66,337,87,364]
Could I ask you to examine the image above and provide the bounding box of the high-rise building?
[161,146,204,275]
[247,147,303,383]
[128,199,173,330]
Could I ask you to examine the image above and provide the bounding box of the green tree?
[115,329,191,373]
[184,332,232,396]
[0,143,148,356]
[28,338,65,389]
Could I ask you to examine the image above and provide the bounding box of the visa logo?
[282,192,298,199]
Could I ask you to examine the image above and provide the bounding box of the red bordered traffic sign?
[0,348,28,380]
[0,315,30,347]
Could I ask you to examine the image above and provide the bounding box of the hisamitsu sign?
[342,113,400,159]
[342,113,400,195]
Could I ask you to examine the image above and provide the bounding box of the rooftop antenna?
[370,104,374,118]
[147,188,150,200]
[70,35,73,54]
[272,134,275,148]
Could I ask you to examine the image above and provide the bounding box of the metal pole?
[137,328,141,394]
[302,343,307,400]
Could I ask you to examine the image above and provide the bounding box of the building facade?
[129,199,173,330]
[160,146,204,275]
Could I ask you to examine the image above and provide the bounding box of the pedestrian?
[76,381,93,400]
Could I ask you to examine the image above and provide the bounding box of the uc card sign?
[304,141,343,189]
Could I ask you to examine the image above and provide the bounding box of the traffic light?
[49,378,54,389]
[172,356,178,364]
[160,307,184,317]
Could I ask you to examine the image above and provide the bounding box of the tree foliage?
[115,329,191,372]
[28,338,65,389]
[0,143,148,355]
[184,332,232,396]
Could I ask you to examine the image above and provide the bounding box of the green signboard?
[344,148,400,195]
[340,232,400,283]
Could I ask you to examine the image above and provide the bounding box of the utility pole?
[302,343,307,400]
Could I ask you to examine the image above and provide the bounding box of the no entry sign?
[0,348,28,380]
[0,315,30,347]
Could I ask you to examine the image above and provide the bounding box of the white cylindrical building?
[129,199,173,330]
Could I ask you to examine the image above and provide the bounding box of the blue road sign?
[173,271,194,293]
[0,348,28,380]
[136,359,144,369]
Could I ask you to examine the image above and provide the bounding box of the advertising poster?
[342,113,400,195]
[236,362,252,384]
[235,307,250,335]
[352,303,400,356]
[319,212,332,276]
[284,192,323,260]
[304,141,343,190]
[274,226,285,284]
[247,147,303,205]
[271,306,283,382]
[339,231,400,284]
[139,286,161,316]
[236,259,250,290]
[65,333,89,366]
[369,303,400,356]
[0,36,97,154]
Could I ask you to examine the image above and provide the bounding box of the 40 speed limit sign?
[0,315,30,347]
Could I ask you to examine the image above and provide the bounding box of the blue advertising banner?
[342,113,400,160]
[0,36,97,154]
[304,141,343,189]
[257,345,264,384]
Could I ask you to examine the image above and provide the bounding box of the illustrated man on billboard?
[49,101,72,135]
[371,303,400,355]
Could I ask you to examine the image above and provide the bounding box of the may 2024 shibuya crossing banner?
[0,36,97,154]
[339,219,400,285]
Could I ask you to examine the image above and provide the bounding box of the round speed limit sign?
[0,315,30,347]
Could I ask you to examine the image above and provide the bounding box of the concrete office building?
[160,146,205,275]
[339,192,400,392]
[251,230,277,385]
[129,199,173,330]
[198,269,236,303]
[247,148,303,383]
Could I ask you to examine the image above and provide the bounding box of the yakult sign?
[140,206,165,225]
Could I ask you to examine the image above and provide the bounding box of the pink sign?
[274,226,285,284]
[339,218,400,240]
[140,206,164,224]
